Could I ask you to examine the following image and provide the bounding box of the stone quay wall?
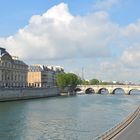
[0,87,60,101]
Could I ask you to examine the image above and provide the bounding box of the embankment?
[0,87,60,101]
[95,106,140,140]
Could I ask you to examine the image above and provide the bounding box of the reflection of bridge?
[75,85,140,95]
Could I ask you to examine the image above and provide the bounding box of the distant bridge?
[75,85,140,95]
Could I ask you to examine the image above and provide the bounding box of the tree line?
[56,73,122,92]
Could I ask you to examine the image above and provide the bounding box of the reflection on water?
[0,94,140,140]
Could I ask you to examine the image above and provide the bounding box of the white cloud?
[121,44,140,68]
[94,0,120,10]
[118,20,140,70]
[121,19,140,44]
[0,3,118,61]
[0,2,140,82]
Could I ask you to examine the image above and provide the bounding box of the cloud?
[121,44,140,68]
[122,19,140,43]
[0,2,140,82]
[94,0,120,10]
[0,3,119,61]
[118,20,140,69]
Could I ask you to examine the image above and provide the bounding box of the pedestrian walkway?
[113,107,140,140]
[94,106,140,140]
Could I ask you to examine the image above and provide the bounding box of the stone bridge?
[75,85,140,95]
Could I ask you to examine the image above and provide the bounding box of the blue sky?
[1,0,140,36]
[0,0,140,83]
[0,0,90,36]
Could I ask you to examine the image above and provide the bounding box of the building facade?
[28,65,64,88]
[0,47,28,87]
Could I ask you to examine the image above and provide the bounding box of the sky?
[0,0,140,83]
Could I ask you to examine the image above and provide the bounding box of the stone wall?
[0,87,60,101]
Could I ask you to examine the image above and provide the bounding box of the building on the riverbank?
[0,47,28,87]
[27,64,64,87]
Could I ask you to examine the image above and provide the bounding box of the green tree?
[77,78,83,85]
[56,73,79,92]
[100,81,108,85]
[90,79,100,85]
[66,73,79,91]
[82,80,89,85]
[56,73,68,90]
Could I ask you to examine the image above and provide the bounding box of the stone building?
[0,47,28,87]
[28,65,64,87]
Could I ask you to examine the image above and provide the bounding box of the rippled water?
[0,93,140,140]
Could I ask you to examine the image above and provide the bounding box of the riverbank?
[113,106,140,140]
[95,105,140,140]
[0,87,60,102]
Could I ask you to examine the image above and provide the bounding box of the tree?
[56,73,68,90]
[90,79,100,85]
[66,73,79,90]
[82,80,89,85]
[56,73,79,92]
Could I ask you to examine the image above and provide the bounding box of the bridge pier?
[108,89,114,94]
[94,88,99,94]
[124,91,130,95]
[124,89,131,95]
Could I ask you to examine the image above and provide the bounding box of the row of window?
[0,82,27,87]
[0,62,27,70]
[1,74,26,81]
[28,82,56,87]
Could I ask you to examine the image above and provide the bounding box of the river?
[0,93,140,140]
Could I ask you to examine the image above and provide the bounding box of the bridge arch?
[85,88,95,94]
[128,89,140,95]
[112,88,125,95]
[75,88,82,92]
[98,88,109,94]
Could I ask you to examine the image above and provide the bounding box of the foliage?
[82,80,90,85]
[67,73,79,87]
[90,79,100,85]
[78,78,124,85]
[100,81,108,85]
[56,73,79,91]
[56,73,68,90]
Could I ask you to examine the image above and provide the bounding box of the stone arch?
[85,88,95,94]
[75,88,82,92]
[112,88,125,95]
[128,89,140,95]
[98,88,109,94]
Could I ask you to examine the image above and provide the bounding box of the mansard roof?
[0,47,13,61]
[0,47,28,67]
[0,47,7,55]
[28,64,64,73]
[28,65,43,72]
[13,59,28,66]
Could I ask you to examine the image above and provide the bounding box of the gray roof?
[28,65,44,72]
[0,47,10,57]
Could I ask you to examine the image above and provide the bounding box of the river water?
[0,93,140,140]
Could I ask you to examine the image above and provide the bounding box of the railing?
[94,106,140,140]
